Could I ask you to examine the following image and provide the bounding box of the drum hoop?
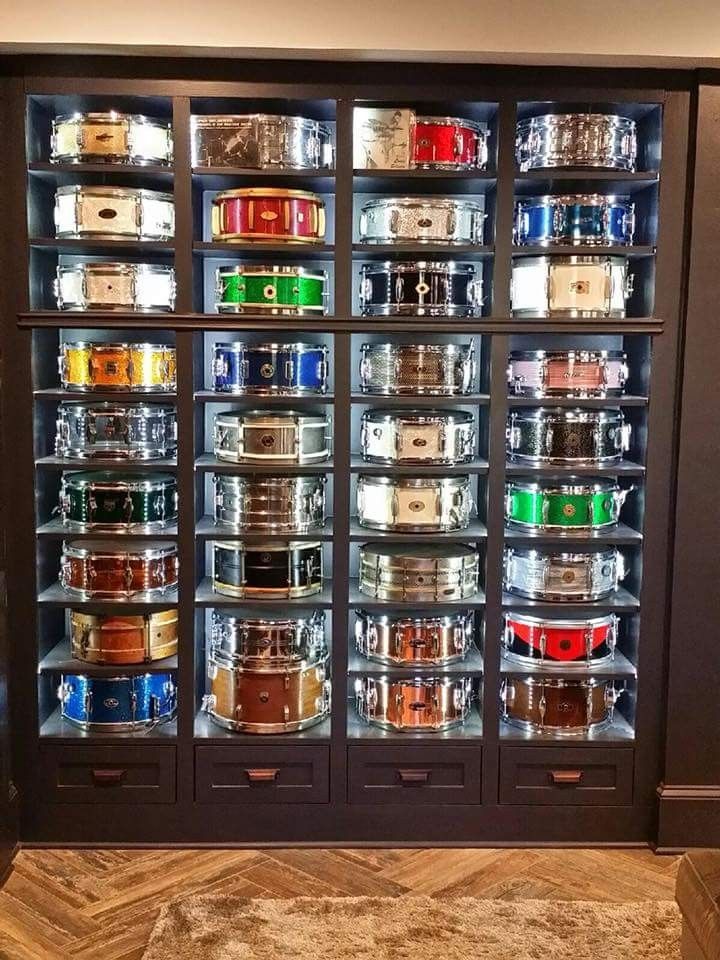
[514,254,627,268]
[511,407,623,423]
[362,261,476,276]
[358,474,468,490]
[362,196,485,213]
[509,349,626,362]
[362,409,472,424]
[356,610,472,628]
[363,342,468,355]
[415,116,485,132]
[504,613,615,629]
[214,540,321,552]
[54,111,170,127]
[209,651,327,673]
[506,546,617,563]
[513,675,612,690]
[213,187,323,202]
[217,265,327,281]
[362,676,471,692]
[63,541,177,559]
[58,262,175,277]
[506,480,617,495]
[215,412,324,427]
[518,194,631,207]
[55,184,174,203]
[518,112,634,128]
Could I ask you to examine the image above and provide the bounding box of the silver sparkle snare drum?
[359,542,480,602]
[354,609,475,665]
[507,407,630,464]
[55,402,177,461]
[359,197,485,245]
[212,411,331,464]
[355,676,473,732]
[213,474,326,532]
[50,112,173,166]
[515,113,637,172]
[353,107,416,170]
[360,261,482,317]
[54,186,174,241]
[507,350,628,398]
[360,408,475,465]
[55,263,176,312]
[359,340,477,396]
[503,545,626,601]
[356,474,472,532]
[510,255,632,318]
[191,114,334,169]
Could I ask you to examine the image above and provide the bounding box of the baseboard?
[19,839,652,850]
[0,843,18,888]
[657,785,720,849]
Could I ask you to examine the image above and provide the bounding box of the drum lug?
[322,679,332,714]
[317,357,328,388]
[616,551,627,583]
[584,626,594,663]
[499,679,509,718]
[538,690,547,732]
[358,354,371,387]
[552,202,564,239]
[608,617,618,659]
[622,207,636,243]
[285,358,295,386]
[84,690,92,729]
[620,422,632,452]
[502,620,512,653]
[544,424,554,454]
[541,493,550,527]
[623,270,635,302]
[240,359,249,386]
[282,704,290,726]
[201,693,217,714]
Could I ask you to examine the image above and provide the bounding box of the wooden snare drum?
[354,609,475,665]
[59,342,176,392]
[507,349,628,398]
[211,187,326,244]
[60,539,178,599]
[355,676,473,731]
[50,112,173,165]
[501,677,623,736]
[70,609,178,664]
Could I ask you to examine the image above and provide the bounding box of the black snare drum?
[212,540,323,599]
[359,261,482,317]
[507,408,630,464]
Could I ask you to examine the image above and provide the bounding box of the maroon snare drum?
[503,612,618,667]
[211,187,326,244]
[413,116,488,170]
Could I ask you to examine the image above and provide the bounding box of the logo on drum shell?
[408,500,426,513]
[569,280,591,295]
[103,697,120,709]
[260,434,276,447]
[562,503,576,518]
[260,363,275,378]
[263,284,277,300]
[412,438,428,447]
[561,570,576,583]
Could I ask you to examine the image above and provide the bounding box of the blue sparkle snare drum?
[514,194,635,247]
[58,672,176,731]
[211,341,329,395]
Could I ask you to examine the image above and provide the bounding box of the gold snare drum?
[60,342,176,392]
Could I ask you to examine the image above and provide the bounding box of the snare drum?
[354,609,475,665]
[55,402,177,461]
[54,186,174,241]
[503,613,618,667]
[70,609,178,664]
[213,410,331,464]
[359,197,485,245]
[215,265,327,315]
[507,349,628,398]
[59,673,176,731]
[59,471,177,530]
[212,540,323,599]
[353,107,416,170]
[510,255,632,318]
[503,546,625,601]
[210,609,327,665]
[355,676,473,732]
[191,114,334,169]
[360,261,482,317]
[514,195,635,247]
[359,542,479,602]
[55,263,176,312]
[356,474,472,532]
[213,474,326,532]
[210,342,328,395]
[50,112,173,166]
[211,187,326,244]
[414,116,488,170]
[360,409,475,465]
[515,113,637,172]
[60,539,178,599]
[59,342,176,392]
[507,408,630,464]
[505,479,628,532]
[501,677,622,736]
[359,341,476,396]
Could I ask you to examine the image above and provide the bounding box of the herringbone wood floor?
[0,848,680,959]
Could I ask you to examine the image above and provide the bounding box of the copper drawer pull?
[92,768,126,786]
[245,768,280,783]
[398,768,431,785]
[550,769,583,785]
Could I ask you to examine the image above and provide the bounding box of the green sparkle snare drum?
[505,479,628,532]
[215,265,327,315]
[59,471,178,530]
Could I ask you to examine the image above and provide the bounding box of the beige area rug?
[142,895,681,960]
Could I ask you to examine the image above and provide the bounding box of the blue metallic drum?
[211,341,329,395]
[514,194,635,247]
[59,672,176,731]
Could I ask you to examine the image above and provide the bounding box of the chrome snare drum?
[359,542,479,602]
[355,676,473,732]
[510,255,632,318]
[354,609,475,665]
[515,113,637,172]
[213,474,326,532]
[54,186,174,241]
[514,195,635,247]
[360,261,482,317]
[503,545,625,601]
[359,197,485,245]
[55,263,176,312]
[59,341,176,392]
[191,113,334,169]
[360,408,475,465]
[60,539,178,599]
[50,112,173,165]
[503,612,618,667]
[59,471,177,530]
[210,341,328,395]
[507,407,630,464]
[212,540,323,599]
[507,349,628,398]
[55,402,177,461]
[356,474,472,532]
[359,340,476,396]
[212,410,331,464]
[210,609,327,665]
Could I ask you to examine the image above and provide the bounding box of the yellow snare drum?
[60,342,176,392]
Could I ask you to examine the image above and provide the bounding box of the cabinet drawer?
[40,745,176,804]
[348,745,482,805]
[500,747,634,806]
[195,745,329,804]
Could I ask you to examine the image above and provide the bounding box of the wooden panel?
[500,747,634,806]
[39,745,176,804]
[348,745,482,805]
[195,745,329,804]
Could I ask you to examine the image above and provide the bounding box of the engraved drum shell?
[502,613,618,667]
[213,474,326,532]
[212,540,323,599]
[211,187,326,244]
[60,539,179,600]
[507,349,628,398]
[359,197,485,245]
[503,546,625,601]
[50,112,173,166]
[54,402,177,461]
[59,673,177,731]
[354,609,475,665]
[191,113,334,170]
[505,479,627,531]
[70,609,178,665]
[359,340,476,396]
[212,410,331,464]
[356,474,472,532]
[510,255,632,319]
[54,185,175,241]
[507,407,630,464]
[360,261,482,317]
[515,113,637,172]
[59,342,177,393]
[55,262,176,312]
[359,542,480,602]
[355,676,473,731]
[501,677,622,736]
[59,471,178,530]
[360,408,475,465]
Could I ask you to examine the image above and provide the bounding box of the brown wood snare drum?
[70,609,178,664]
[60,540,178,599]
[501,677,622,736]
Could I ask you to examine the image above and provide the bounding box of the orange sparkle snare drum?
[70,609,178,664]
[211,187,326,244]
[60,342,176,392]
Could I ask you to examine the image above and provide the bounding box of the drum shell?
[211,188,326,243]
[212,411,331,464]
[212,541,323,599]
[60,540,179,599]
[60,342,177,392]
[213,474,326,532]
[360,409,475,465]
[59,673,176,730]
[353,107,415,170]
[191,114,334,169]
[55,402,178,461]
[60,472,178,530]
[210,610,326,665]
[359,197,485,245]
[515,113,637,172]
[507,350,628,398]
[503,547,622,601]
[210,343,328,395]
[502,678,616,734]
[503,613,617,665]
[54,186,175,241]
[360,262,481,317]
[359,543,479,602]
[55,263,176,312]
[514,195,635,247]
[356,474,472,532]
[359,341,476,396]
[354,609,475,665]
[50,112,173,165]
[216,266,327,315]
[355,677,473,731]
[510,256,631,319]
[70,610,178,664]
[507,408,629,464]
[413,117,488,170]
[505,481,623,531]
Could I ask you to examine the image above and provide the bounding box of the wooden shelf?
[351,393,490,405]
[39,639,178,676]
[502,587,640,615]
[196,454,334,474]
[192,168,335,191]
[500,648,637,679]
[194,390,334,404]
[499,713,635,745]
[29,161,174,180]
[194,711,331,742]
[354,170,496,196]
[512,245,655,257]
[193,241,335,261]
[195,516,334,540]
[349,519,488,541]
[37,456,177,470]
[36,519,179,538]
[35,388,178,402]
[347,708,484,741]
[506,459,645,477]
[504,522,643,545]
[351,456,489,475]
[195,577,334,608]
[29,237,175,254]
[349,581,486,610]
[41,707,177,742]
[352,243,494,260]
[507,395,648,407]
[38,582,179,610]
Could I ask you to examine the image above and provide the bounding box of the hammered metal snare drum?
[210,341,328,395]
[215,265,327,315]
[359,197,485,245]
[511,255,632,319]
[507,407,630,464]
[353,107,416,170]
[356,474,472,532]
[359,341,476,396]
[55,263,176,312]
[50,112,173,165]
[60,539,178,599]
[54,186,174,241]
[501,677,622,736]
[503,546,625,601]
[515,113,637,172]
[213,474,326,532]
[70,609,178,665]
[212,410,331,464]
[191,114,334,169]
[360,408,475,465]
[211,187,326,244]
[59,471,177,530]
[359,542,479,602]
[360,261,482,317]
[212,540,323,599]
[354,609,475,665]
[55,402,177,461]
[507,349,628,398]
[355,676,473,731]
[514,195,635,247]
[59,342,177,392]
[414,116,488,170]
[59,673,176,731]
[505,479,628,532]
[503,612,618,668]
[210,609,327,665]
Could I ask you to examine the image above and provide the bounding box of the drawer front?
[500,747,634,806]
[348,745,482,805]
[40,745,176,804]
[195,745,329,804]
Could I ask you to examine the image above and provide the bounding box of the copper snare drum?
[501,677,624,736]
[355,676,474,732]
[70,609,178,665]
[354,609,476,665]
[60,539,178,600]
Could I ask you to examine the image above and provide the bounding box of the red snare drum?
[211,187,326,244]
[503,613,617,667]
[413,116,488,170]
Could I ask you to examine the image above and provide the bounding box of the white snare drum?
[504,546,625,601]
[355,676,473,732]
[359,542,480,602]
[511,255,632,318]
[507,350,628,398]
[356,474,472,532]
[51,112,173,166]
[55,263,176,312]
[359,341,476,396]
[354,609,475,665]
[359,197,485,245]
[212,411,331,464]
[515,113,637,172]
[54,186,174,241]
[360,409,475,465]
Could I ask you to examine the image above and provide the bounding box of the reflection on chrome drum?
[507,349,628,398]
[209,609,327,665]
[50,112,173,165]
[212,540,323,599]
[359,340,477,396]
[360,409,475,465]
[55,263,176,312]
[514,194,635,247]
[502,613,618,668]
[511,255,633,319]
[507,407,630,464]
[191,114,334,169]
[503,545,626,602]
[54,186,174,241]
[356,474,472,532]
[515,113,637,172]
[354,609,475,665]
[359,197,485,245]
[212,410,331,464]
[355,676,473,731]
[501,677,624,736]
[360,261,482,317]
[359,542,479,602]
[54,402,177,461]
[213,474,326,532]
